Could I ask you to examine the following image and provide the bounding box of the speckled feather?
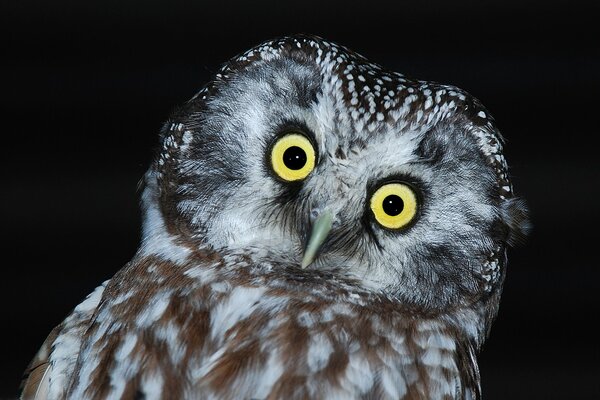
[21,35,529,400]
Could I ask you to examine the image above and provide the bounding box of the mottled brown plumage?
[21,35,529,399]
[25,251,483,399]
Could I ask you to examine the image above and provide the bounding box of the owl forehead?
[213,36,473,129]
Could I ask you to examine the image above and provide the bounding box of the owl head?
[140,35,529,344]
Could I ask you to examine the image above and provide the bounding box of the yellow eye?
[270,133,316,182]
[370,183,418,230]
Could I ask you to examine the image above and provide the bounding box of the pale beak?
[301,210,333,269]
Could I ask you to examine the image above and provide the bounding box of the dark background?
[2,1,599,398]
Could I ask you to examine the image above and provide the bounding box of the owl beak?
[301,210,333,269]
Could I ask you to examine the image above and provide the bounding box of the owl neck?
[138,170,194,263]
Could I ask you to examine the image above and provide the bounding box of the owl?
[21,35,529,400]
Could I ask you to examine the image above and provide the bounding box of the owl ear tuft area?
[500,197,531,247]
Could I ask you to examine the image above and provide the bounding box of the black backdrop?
[2,1,599,398]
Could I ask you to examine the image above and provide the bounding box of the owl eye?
[370,183,418,230]
[270,133,316,182]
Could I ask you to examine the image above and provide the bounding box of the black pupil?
[382,195,404,216]
[283,146,307,170]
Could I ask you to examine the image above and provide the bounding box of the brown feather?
[20,325,61,400]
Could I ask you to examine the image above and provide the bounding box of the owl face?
[152,36,528,313]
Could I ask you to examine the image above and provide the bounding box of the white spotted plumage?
[21,35,529,399]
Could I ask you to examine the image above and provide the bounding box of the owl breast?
[53,254,479,400]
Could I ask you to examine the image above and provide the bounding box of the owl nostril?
[309,208,321,223]
[309,208,341,228]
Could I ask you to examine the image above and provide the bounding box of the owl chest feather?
[43,254,481,400]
